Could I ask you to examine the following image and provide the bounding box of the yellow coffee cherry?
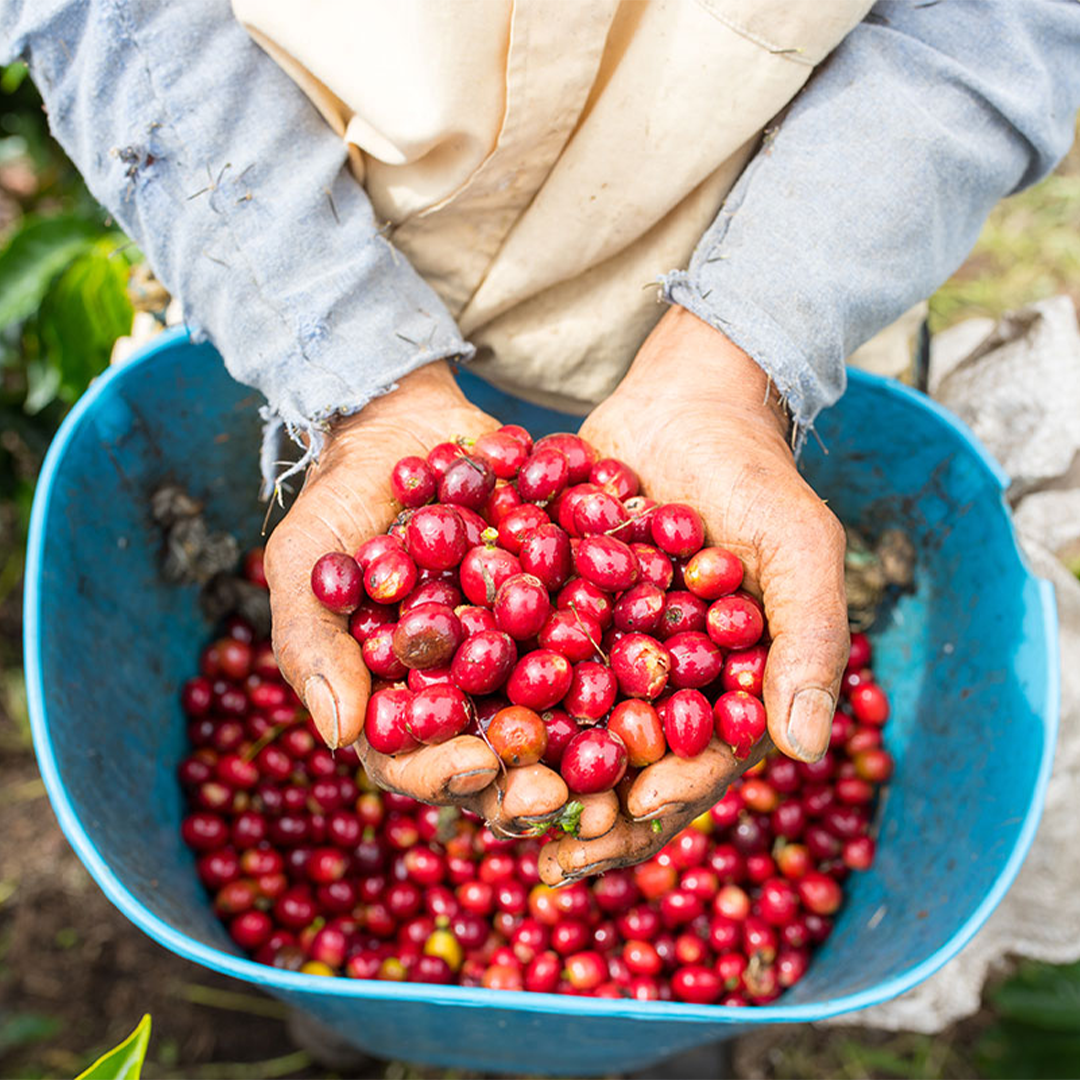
[378,957,408,981]
[424,928,464,972]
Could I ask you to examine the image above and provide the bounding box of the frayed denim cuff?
[226,233,475,501]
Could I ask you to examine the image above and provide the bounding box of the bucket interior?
[26,333,1055,1071]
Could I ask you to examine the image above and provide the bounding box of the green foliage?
[35,234,137,406]
[0,1012,62,1057]
[0,218,137,413]
[0,64,140,406]
[74,1015,151,1080]
[988,958,1080,1030]
[976,961,1080,1079]
[0,65,139,586]
[0,65,96,208]
[0,215,102,330]
[0,61,28,94]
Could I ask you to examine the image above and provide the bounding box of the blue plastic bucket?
[25,329,1058,1075]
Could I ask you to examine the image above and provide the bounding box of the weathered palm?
[264,361,571,833]
[539,307,849,884]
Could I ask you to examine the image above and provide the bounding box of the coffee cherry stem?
[604,506,651,538]
[469,696,510,781]
[568,600,609,665]
[242,723,287,762]
[479,562,498,606]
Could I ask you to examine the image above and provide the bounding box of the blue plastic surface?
[25,329,1058,1076]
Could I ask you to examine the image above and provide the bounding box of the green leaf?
[526,800,585,838]
[0,215,100,330]
[37,234,134,403]
[987,959,1080,1032]
[975,963,1080,1079]
[556,800,585,836]
[22,357,61,414]
[75,1015,151,1080]
[0,62,28,94]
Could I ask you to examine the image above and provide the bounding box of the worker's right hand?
[263,360,571,834]
[538,305,850,885]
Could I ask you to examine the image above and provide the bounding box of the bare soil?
[0,748,331,1080]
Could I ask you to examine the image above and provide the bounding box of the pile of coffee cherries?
[309,426,772,794]
[181,542,894,1003]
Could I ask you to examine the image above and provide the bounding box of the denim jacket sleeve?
[663,0,1080,446]
[0,0,472,495]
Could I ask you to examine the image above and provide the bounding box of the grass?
[754,961,1080,1080]
[769,1031,974,1080]
[175,984,291,1021]
[163,1050,313,1080]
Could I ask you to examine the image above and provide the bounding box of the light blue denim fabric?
[3,0,1079,484]
[0,0,471,496]
[662,0,1080,446]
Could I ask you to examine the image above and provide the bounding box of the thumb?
[264,473,396,748]
[759,505,849,762]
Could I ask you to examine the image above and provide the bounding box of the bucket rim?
[23,327,1059,1024]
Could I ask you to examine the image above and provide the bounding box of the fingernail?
[447,768,498,797]
[303,675,340,750]
[631,804,683,824]
[496,822,535,838]
[560,860,619,885]
[786,687,834,762]
[553,873,587,888]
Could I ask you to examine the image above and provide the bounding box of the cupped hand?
[263,360,570,833]
[540,306,850,884]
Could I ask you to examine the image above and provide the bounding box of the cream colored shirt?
[233,0,872,412]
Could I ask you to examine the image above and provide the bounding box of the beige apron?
[233,0,881,413]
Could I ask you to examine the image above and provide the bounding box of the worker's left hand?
[263,360,572,835]
[539,305,850,885]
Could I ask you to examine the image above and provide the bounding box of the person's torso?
[234,0,872,411]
